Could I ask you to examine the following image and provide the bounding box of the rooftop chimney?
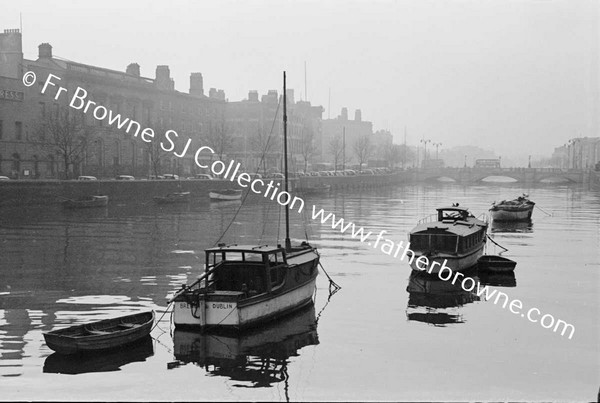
[126,63,140,77]
[155,65,174,90]
[341,107,348,121]
[355,109,362,121]
[189,72,204,96]
[38,43,52,59]
[286,89,295,105]
[248,90,258,102]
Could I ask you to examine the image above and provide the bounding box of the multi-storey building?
[226,89,323,174]
[0,28,226,179]
[320,108,373,166]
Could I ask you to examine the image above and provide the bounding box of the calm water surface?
[0,184,598,401]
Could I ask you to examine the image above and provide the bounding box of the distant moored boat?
[489,194,535,222]
[209,189,242,201]
[63,195,109,208]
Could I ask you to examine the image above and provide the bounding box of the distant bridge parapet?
[415,167,589,183]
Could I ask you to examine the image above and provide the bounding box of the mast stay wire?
[213,97,282,246]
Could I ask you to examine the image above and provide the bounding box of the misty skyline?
[2,0,597,159]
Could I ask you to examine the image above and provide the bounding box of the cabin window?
[244,252,263,262]
[208,252,223,267]
[225,252,243,261]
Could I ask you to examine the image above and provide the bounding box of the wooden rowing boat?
[477,255,517,273]
[43,311,155,355]
[209,189,242,201]
[489,195,535,221]
[63,195,109,208]
[153,192,191,204]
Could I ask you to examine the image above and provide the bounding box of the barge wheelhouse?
[409,206,488,274]
[172,243,319,330]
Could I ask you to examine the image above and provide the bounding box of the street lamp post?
[420,139,431,168]
[528,155,531,168]
[464,155,467,168]
[432,142,442,161]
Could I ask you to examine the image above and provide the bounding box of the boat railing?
[418,214,438,225]
[477,212,490,224]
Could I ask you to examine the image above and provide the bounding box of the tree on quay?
[35,108,92,179]
[353,135,373,172]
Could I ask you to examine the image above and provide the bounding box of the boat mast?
[283,71,291,252]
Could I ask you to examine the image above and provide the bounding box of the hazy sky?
[2,0,598,158]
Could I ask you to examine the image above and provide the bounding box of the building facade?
[0,28,226,179]
[226,89,323,174]
[320,108,373,167]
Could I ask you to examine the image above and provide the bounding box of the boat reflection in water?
[406,271,481,326]
[43,336,154,375]
[491,219,533,234]
[478,271,517,288]
[171,305,318,388]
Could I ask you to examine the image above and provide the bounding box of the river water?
[0,183,598,401]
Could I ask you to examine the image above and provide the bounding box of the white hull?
[173,277,316,329]
[410,245,484,274]
[209,191,242,201]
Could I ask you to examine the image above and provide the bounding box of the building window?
[48,154,55,176]
[12,153,21,176]
[0,120,3,139]
[39,102,46,118]
[53,103,59,118]
[15,122,22,140]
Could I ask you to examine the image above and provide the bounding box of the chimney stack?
[355,109,362,121]
[38,43,52,59]
[189,72,204,96]
[126,63,140,77]
[155,65,174,90]
[341,107,348,121]
[248,90,258,102]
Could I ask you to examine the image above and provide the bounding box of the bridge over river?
[412,167,591,184]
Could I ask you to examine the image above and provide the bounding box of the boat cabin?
[436,207,472,222]
[204,245,288,297]
[410,207,487,255]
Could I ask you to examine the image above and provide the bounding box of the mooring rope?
[535,204,553,216]
[318,261,341,291]
[486,234,508,253]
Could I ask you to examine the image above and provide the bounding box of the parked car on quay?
[0,176,10,181]
[115,175,135,180]
[191,173,213,180]
[77,175,97,181]
[163,174,179,180]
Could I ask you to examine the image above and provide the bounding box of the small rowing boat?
[300,183,331,195]
[153,192,191,204]
[43,311,155,355]
[63,195,109,208]
[209,189,242,201]
[489,194,535,222]
[477,255,517,273]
